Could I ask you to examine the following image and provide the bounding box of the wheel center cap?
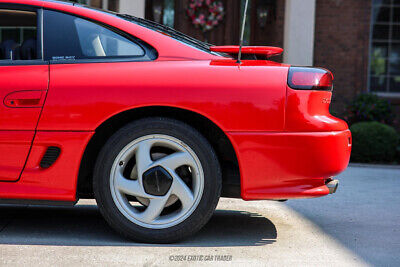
[142,166,173,196]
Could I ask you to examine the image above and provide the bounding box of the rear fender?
[284,87,348,132]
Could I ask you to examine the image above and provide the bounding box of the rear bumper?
[228,129,351,200]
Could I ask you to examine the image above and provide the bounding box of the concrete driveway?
[0,166,399,266]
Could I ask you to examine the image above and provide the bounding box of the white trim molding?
[283,0,316,66]
[118,0,145,18]
[102,0,108,10]
[374,92,400,99]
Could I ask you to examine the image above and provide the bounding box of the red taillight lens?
[288,67,333,91]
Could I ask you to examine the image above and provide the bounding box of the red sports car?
[0,0,351,243]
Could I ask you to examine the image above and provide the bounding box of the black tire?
[93,117,221,243]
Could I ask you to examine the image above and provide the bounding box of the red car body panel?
[38,61,287,132]
[0,131,35,182]
[285,88,348,132]
[0,64,48,181]
[0,131,93,201]
[0,0,351,202]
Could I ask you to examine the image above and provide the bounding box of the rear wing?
[210,46,283,59]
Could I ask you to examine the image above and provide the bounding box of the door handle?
[4,90,47,108]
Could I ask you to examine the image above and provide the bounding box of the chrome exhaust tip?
[326,179,339,194]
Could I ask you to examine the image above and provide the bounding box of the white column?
[118,0,146,18]
[283,0,316,66]
[102,0,108,10]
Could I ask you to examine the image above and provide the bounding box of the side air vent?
[40,147,61,169]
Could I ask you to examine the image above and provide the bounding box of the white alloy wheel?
[110,134,204,229]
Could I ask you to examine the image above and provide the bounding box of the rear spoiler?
[210,46,283,58]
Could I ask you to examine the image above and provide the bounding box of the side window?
[0,9,38,60]
[44,10,149,61]
[74,18,144,57]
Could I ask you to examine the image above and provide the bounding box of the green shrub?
[347,93,394,125]
[350,122,399,163]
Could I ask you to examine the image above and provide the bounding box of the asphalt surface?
[0,166,399,266]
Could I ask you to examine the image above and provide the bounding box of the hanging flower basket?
[187,0,225,32]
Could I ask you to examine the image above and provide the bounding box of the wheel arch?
[77,105,241,199]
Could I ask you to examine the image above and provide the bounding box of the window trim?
[42,8,158,65]
[0,60,48,66]
[0,3,45,66]
[374,92,400,99]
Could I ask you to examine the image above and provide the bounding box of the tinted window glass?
[44,10,145,61]
[74,18,144,57]
[0,9,38,60]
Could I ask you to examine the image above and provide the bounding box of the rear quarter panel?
[39,60,289,132]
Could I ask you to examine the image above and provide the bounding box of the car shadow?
[0,204,276,247]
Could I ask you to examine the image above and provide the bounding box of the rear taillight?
[288,67,333,91]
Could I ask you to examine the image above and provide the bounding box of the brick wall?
[250,0,285,62]
[251,1,285,47]
[314,0,372,115]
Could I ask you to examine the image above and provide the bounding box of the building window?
[146,0,175,28]
[70,0,120,12]
[369,0,400,93]
[163,0,175,27]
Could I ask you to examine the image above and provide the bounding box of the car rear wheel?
[93,117,221,243]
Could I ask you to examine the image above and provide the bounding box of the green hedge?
[350,122,399,163]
